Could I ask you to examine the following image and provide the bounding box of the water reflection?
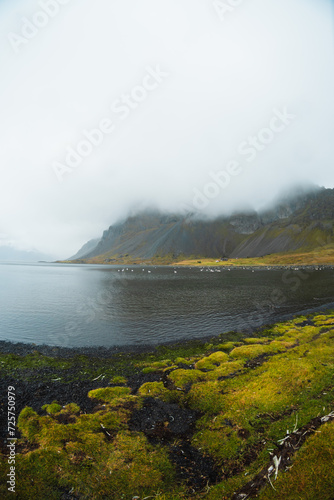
[0,264,333,347]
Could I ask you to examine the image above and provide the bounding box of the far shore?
[55,260,334,270]
[55,246,334,268]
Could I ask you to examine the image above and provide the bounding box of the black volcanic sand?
[0,344,164,434]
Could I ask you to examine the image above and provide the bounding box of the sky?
[0,0,333,258]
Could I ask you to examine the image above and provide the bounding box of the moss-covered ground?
[1,311,334,499]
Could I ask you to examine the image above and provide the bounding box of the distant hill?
[71,187,334,264]
[0,246,53,262]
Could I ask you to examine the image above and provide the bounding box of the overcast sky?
[1,0,333,258]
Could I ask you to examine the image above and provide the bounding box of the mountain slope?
[72,188,334,264]
[68,238,100,260]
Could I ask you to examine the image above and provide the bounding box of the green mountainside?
[69,187,334,264]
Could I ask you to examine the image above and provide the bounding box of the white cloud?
[0,0,333,257]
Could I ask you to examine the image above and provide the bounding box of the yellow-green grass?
[8,390,181,500]
[175,244,334,267]
[258,419,334,500]
[1,311,334,499]
[58,250,181,266]
[57,243,334,267]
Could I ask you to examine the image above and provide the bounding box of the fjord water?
[0,262,333,348]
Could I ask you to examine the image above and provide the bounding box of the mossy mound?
[195,351,229,370]
[168,368,206,388]
[244,337,271,344]
[229,342,284,359]
[88,386,131,402]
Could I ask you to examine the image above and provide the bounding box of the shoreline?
[1,302,334,359]
[1,308,334,498]
[55,260,334,270]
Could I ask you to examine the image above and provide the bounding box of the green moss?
[244,337,271,344]
[62,403,80,414]
[188,381,226,414]
[193,426,245,462]
[229,342,285,360]
[278,325,319,344]
[100,431,177,498]
[0,351,72,371]
[14,417,179,499]
[222,343,334,428]
[38,417,78,447]
[142,366,158,374]
[17,407,41,443]
[42,402,62,414]
[138,381,168,397]
[88,386,131,402]
[137,381,181,404]
[195,351,229,370]
[258,420,334,499]
[99,409,129,431]
[141,359,173,373]
[110,375,127,385]
[168,369,206,388]
[204,360,243,380]
[11,449,66,499]
[313,314,334,327]
[216,342,240,351]
[174,356,190,364]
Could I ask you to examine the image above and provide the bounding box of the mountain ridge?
[68,187,334,264]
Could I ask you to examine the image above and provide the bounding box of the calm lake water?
[0,262,333,348]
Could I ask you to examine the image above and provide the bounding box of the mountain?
[71,187,334,264]
[0,246,53,262]
[68,238,100,260]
